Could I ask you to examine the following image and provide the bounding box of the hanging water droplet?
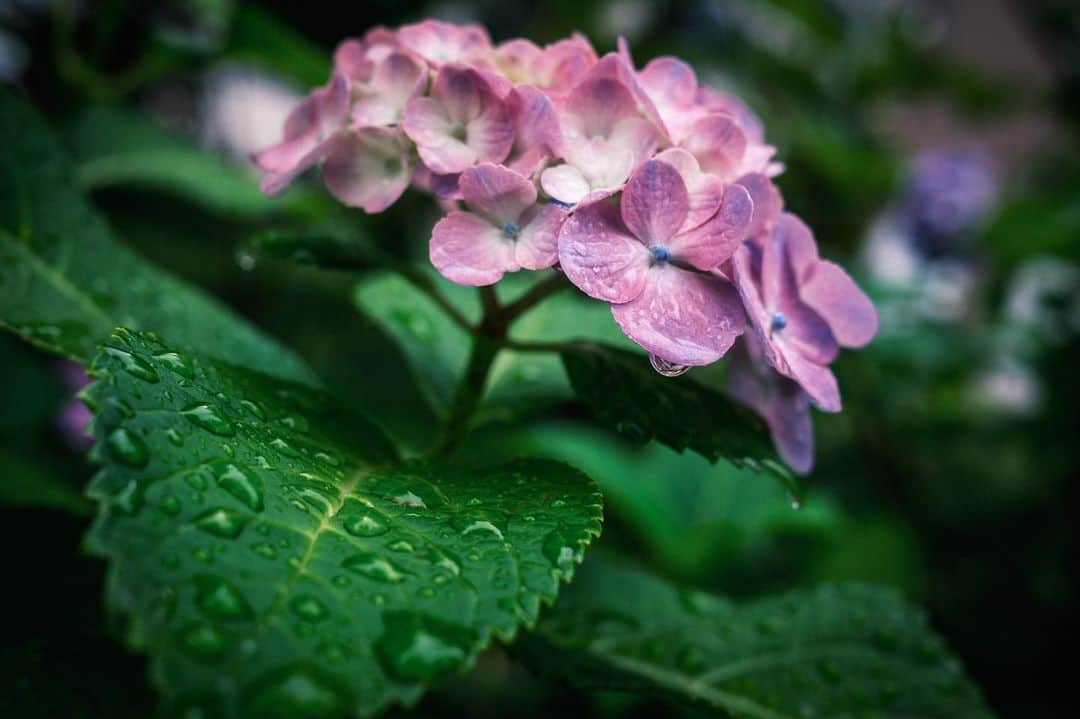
[213,462,264,512]
[192,507,249,539]
[104,347,159,383]
[182,403,236,437]
[235,247,258,271]
[342,553,408,583]
[289,595,329,622]
[649,353,691,377]
[105,427,149,468]
[787,492,802,510]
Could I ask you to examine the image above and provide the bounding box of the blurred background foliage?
[1,0,1078,717]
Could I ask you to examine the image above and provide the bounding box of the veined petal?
[801,261,879,348]
[493,38,544,84]
[430,211,518,286]
[737,172,783,238]
[655,148,724,231]
[782,350,841,413]
[398,19,491,66]
[668,183,753,270]
[535,36,598,93]
[540,163,591,205]
[620,160,689,246]
[681,113,748,181]
[508,84,562,159]
[459,163,536,226]
[611,266,745,366]
[558,198,650,303]
[775,212,819,280]
[639,56,698,119]
[351,50,426,127]
[515,203,566,270]
[562,76,638,141]
[321,127,410,213]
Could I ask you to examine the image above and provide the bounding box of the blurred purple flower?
[55,360,92,451]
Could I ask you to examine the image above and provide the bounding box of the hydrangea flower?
[254,20,879,473]
[431,163,565,285]
[732,213,877,410]
[403,63,513,174]
[559,160,751,365]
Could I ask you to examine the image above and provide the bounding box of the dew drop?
[153,351,195,379]
[649,353,691,377]
[214,462,264,512]
[242,666,349,719]
[104,347,159,383]
[391,491,426,509]
[105,427,149,468]
[159,494,182,516]
[251,542,278,559]
[270,437,301,458]
[182,404,236,437]
[165,428,184,446]
[179,622,226,657]
[341,509,389,538]
[195,575,254,621]
[192,507,249,539]
[239,399,267,421]
[542,529,577,574]
[375,611,473,682]
[342,553,409,583]
[289,595,329,622]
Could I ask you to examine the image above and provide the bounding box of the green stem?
[428,332,501,457]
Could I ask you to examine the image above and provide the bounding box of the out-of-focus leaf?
[518,557,995,719]
[560,344,798,495]
[463,421,839,580]
[247,224,383,271]
[66,105,323,219]
[0,447,92,516]
[224,5,331,86]
[0,90,317,386]
[85,328,602,717]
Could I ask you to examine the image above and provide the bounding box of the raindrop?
[392,491,426,509]
[239,399,267,421]
[341,510,389,538]
[242,666,348,718]
[342,553,409,583]
[214,462,264,512]
[542,529,577,574]
[195,575,253,621]
[165,428,184,446]
[105,427,149,468]
[270,437,301,458]
[649,353,691,377]
[182,404,236,437]
[179,622,226,657]
[192,507,249,539]
[153,351,195,379]
[104,346,159,383]
[375,611,473,682]
[289,595,329,622]
[159,494,182,516]
[251,542,278,559]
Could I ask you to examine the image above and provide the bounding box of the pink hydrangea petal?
[494,38,544,83]
[668,183,753,270]
[255,73,348,173]
[727,337,814,474]
[508,85,562,160]
[536,36,598,93]
[737,172,783,238]
[259,136,334,196]
[558,198,650,302]
[775,212,819,279]
[540,164,591,205]
[801,261,879,348]
[783,350,841,413]
[696,87,765,143]
[620,160,689,246]
[681,114,748,181]
[515,203,566,270]
[639,56,698,111]
[398,19,490,66]
[411,165,462,200]
[459,163,536,226]
[779,302,839,366]
[321,127,410,213]
[351,51,426,126]
[563,138,637,195]
[562,76,639,142]
[654,148,724,230]
[732,242,783,365]
[761,231,838,365]
[611,266,745,366]
[607,116,662,162]
[465,99,514,166]
[430,211,518,286]
[582,54,669,140]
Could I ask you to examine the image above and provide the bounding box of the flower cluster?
[256,20,878,473]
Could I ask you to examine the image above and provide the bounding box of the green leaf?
[0,89,316,386]
[560,344,797,493]
[66,105,323,219]
[247,224,383,272]
[0,447,93,516]
[518,557,994,719]
[84,328,602,717]
[225,6,331,87]
[462,422,839,582]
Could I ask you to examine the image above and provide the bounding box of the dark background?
[1,1,1078,717]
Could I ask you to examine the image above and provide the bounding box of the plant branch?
[500,272,571,325]
[396,265,474,332]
